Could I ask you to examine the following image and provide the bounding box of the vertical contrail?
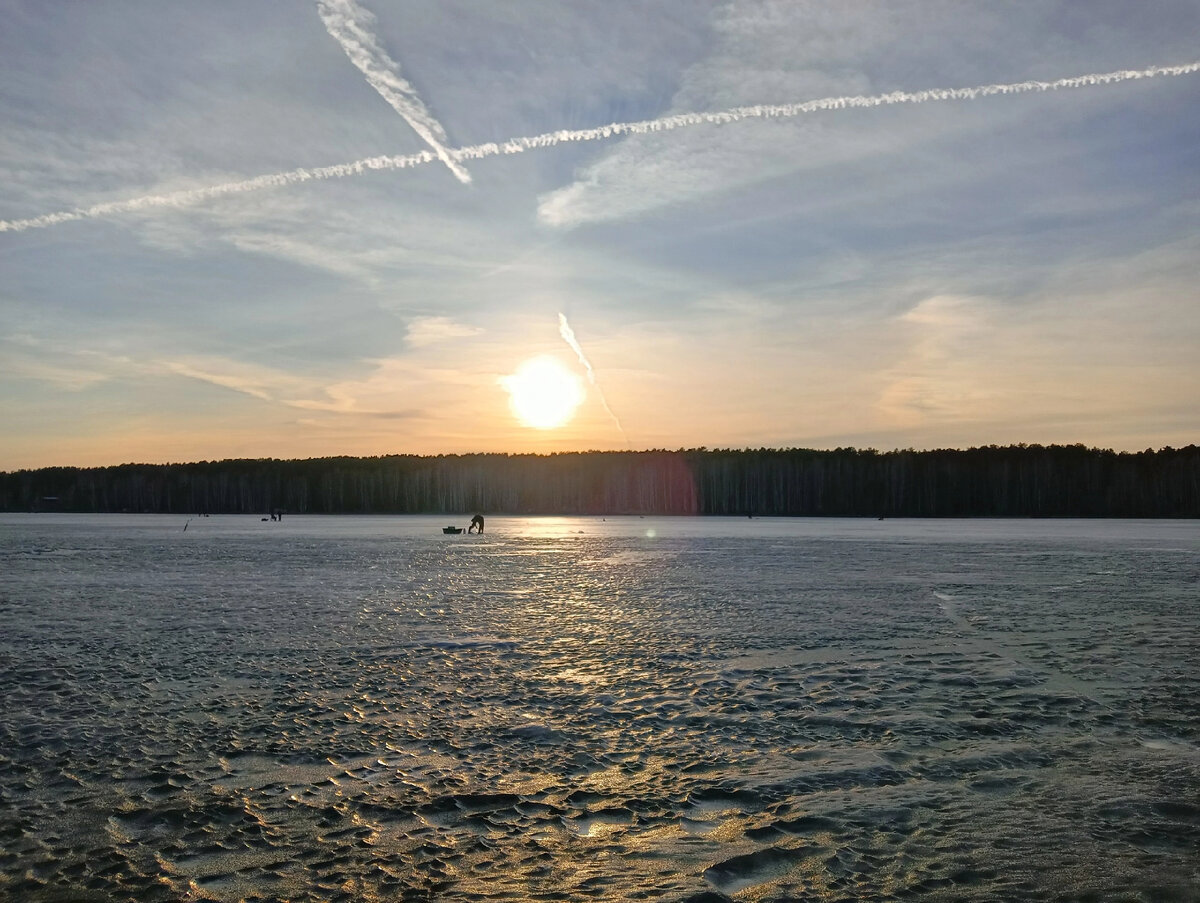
[316,0,471,184]
[559,313,628,443]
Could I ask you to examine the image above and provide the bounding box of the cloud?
[878,295,1000,426]
[872,240,1200,441]
[3,356,114,392]
[3,57,1196,233]
[285,355,474,420]
[163,359,279,402]
[0,334,134,390]
[161,353,434,420]
[405,315,483,347]
[533,0,1200,227]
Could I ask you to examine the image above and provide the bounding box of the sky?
[1,0,1198,469]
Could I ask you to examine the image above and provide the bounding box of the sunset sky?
[2,1,1198,469]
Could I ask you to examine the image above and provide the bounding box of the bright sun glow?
[501,356,585,429]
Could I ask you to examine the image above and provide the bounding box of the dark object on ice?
[469,514,485,534]
[443,526,463,534]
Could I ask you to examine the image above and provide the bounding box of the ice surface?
[0,514,1197,901]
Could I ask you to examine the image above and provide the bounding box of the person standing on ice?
[468,514,485,533]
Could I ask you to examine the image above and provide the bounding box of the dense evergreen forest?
[2,445,1197,517]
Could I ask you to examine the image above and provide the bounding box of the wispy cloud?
[315,0,471,184]
[285,356,473,420]
[405,315,482,347]
[163,359,278,402]
[878,295,998,426]
[2,59,1197,235]
[1,334,139,391]
[164,354,424,418]
[3,340,295,403]
[3,355,114,391]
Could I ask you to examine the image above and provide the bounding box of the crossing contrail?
[559,313,628,443]
[316,0,471,183]
[3,60,1197,234]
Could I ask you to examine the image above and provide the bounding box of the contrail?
[451,61,1200,162]
[316,0,471,184]
[559,312,628,443]
[0,152,434,233]
[4,60,1197,234]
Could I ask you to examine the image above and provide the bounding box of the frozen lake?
[1,514,1198,901]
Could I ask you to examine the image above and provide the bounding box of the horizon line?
[3,441,1196,472]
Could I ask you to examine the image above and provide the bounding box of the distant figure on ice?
[469,514,485,534]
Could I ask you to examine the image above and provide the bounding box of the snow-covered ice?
[1,514,1197,901]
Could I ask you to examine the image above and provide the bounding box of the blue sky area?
[1,1,1197,467]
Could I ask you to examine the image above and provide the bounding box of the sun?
[501,356,585,429]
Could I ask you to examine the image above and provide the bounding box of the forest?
[1,445,1197,518]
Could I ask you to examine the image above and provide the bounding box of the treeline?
[1,445,1197,517]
